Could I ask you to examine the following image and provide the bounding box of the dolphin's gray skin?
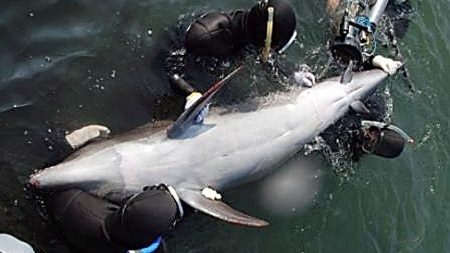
[30,68,389,227]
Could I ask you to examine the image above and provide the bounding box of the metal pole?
[369,0,389,26]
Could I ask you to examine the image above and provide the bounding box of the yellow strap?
[262,7,274,62]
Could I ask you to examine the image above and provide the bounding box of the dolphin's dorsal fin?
[177,188,269,227]
[166,65,244,139]
[350,101,371,114]
[340,60,354,84]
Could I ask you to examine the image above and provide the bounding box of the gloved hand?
[372,55,402,75]
[294,65,315,87]
[185,92,209,124]
[184,92,202,110]
[65,124,110,149]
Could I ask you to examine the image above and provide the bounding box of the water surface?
[0,0,449,253]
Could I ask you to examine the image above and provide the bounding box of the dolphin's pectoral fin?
[340,60,354,84]
[166,65,244,139]
[350,101,371,114]
[178,188,269,227]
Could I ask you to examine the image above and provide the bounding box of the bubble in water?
[110,69,117,78]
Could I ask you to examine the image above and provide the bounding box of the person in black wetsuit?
[184,0,297,58]
[179,0,408,89]
[40,125,184,253]
[47,187,180,253]
[320,0,414,160]
[181,0,410,156]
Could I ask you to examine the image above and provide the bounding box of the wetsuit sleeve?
[361,55,376,70]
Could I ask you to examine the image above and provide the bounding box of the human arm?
[172,74,209,124]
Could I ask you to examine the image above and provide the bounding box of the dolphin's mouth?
[29,176,40,188]
[28,171,43,188]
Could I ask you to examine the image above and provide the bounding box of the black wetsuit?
[47,182,178,253]
[184,0,296,57]
[48,189,126,253]
[185,10,249,57]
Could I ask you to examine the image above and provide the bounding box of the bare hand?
[294,65,316,87]
[372,55,403,75]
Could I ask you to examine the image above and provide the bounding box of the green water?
[0,0,449,252]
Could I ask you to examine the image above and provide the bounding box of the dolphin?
[30,66,390,227]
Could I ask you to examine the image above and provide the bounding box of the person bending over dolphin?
[40,125,183,253]
[179,0,407,156]
[184,0,297,60]
[179,0,402,87]
[311,0,413,159]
